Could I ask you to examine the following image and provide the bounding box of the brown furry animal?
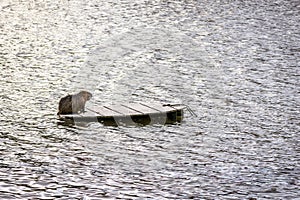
[57,91,92,115]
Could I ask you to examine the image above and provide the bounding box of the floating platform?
[58,103,185,126]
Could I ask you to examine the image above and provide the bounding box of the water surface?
[0,0,299,199]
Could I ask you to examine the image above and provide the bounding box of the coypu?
[57,91,92,115]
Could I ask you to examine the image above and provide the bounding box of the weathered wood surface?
[58,103,185,126]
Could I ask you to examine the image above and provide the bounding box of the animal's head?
[79,91,92,101]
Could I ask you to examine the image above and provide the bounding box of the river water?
[0,0,299,199]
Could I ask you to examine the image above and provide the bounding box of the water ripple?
[0,0,299,199]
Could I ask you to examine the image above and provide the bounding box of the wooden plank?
[87,106,121,116]
[104,104,142,115]
[140,102,175,113]
[59,103,185,126]
[79,110,98,118]
[60,114,81,119]
[167,104,186,111]
[122,103,159,114]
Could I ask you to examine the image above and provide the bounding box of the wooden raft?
[59,103,185,126]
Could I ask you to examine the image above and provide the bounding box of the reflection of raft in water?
[58,103,186,126]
